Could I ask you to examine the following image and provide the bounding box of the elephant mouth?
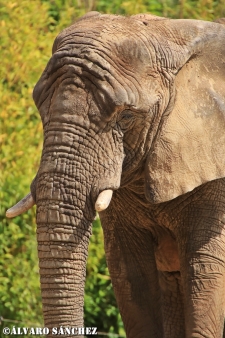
[6,188,113,218]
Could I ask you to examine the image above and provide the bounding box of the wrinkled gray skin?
[30,12,225,338]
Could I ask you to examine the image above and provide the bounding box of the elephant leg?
[158,271,185,338]
[175,181,225,338]
[101,202,163,338]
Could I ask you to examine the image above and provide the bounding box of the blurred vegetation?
[0,0,224,337]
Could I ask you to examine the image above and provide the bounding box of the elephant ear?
[145,20,225,204]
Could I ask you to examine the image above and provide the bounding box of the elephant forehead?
[55,15,157,77]
[34,16,165,120]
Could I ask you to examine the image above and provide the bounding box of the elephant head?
[7,12,225,335]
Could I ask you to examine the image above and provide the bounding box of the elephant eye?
[118,110,134,130]
[120,111,133,120]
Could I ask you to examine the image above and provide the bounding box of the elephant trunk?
[33,125,123,334]
[36,173,93,331]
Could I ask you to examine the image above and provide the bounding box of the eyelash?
[119,110,134,120]
[121,113,133,120]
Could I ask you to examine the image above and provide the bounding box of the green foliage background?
[0,0,224,337]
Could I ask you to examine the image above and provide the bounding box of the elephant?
[6,11,225,338]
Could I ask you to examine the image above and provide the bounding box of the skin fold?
[7,12,225,338]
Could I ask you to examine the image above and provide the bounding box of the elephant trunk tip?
[6,192,35,218]
[95,189,113,212]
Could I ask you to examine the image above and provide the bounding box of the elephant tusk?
[95,189,113,212]
[6,192,35,218]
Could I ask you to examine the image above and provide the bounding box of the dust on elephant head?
[6,12,225,338]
